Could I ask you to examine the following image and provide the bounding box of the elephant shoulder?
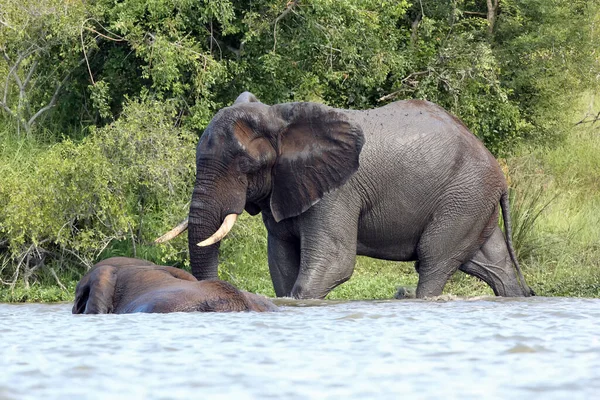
[192,280,248,311]
[160,266,197,282]
[94,257,156,269]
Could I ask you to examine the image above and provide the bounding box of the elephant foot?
[394,286,417,299]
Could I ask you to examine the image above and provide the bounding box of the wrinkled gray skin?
[72,257,278,314]
[189,92,534,299]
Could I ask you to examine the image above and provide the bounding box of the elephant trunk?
[188,213,238,280]
[188,176,225,280]
[188,211,221,280]
[188,160,248,280]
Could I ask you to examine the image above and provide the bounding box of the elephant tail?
[500,191,529,293]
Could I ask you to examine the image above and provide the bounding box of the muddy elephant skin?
[72,257,278,314]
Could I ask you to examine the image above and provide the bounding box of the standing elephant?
[157,92,534,299]
[72,257,278,314]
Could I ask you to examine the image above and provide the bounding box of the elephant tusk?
[154,218,189,244]
[197,214,238,247]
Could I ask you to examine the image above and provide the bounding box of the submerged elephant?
[157,92,534,300]
[72,257,278,314]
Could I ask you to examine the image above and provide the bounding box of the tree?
[0,0,87,135]
[494,0,600,142]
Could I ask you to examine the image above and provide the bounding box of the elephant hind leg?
[415,210,493,299]
[459,226,533,297]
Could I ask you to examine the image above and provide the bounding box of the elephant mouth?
[196,213,238,247]
[154,213,239,247]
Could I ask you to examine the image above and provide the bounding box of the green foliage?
[86,0,234,129]
[3,0,598,150]
[508,124,600,297]
[0,98,195,287]
[495,0,600,143]
[504,157,556,262]
[0,280,76,303]
[1,0,600,299]
[0,0,88,134]
[224,0,411,107]
[88,81,113,120]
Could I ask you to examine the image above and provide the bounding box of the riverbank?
[1,124,599,302]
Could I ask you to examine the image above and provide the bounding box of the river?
[1,296,599,399]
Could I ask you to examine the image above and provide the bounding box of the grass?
[515,125,600,297]
[1,123,599,302]
[0,280,77,303]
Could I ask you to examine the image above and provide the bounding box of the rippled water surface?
[1,297,599,399]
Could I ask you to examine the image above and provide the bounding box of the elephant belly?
[356,216,420,262]
[356,239,418,261]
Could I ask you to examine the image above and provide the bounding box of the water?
[1,297,599,400]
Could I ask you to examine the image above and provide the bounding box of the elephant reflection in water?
[72,257,278,314]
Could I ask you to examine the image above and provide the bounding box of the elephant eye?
[237,155,255,174]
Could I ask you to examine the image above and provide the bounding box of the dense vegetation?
[1,0,599,301]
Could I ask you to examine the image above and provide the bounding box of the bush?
[0,98,195,287]
[1,1,599,300]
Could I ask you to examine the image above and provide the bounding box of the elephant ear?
[269,102,365,222]
[72,265,118,314]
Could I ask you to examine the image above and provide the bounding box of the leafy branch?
[1,48,86,135]
[273,0,299,52]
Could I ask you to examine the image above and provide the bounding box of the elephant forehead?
[199,127,227,150]
[199,117,248,152]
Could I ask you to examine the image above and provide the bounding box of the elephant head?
[72,257,192,314]
[158,93,365,281]
[72,262,118,314]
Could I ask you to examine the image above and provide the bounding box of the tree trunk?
[486,0,499,37]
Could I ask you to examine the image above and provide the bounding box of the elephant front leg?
[268,234,301,297]
[290,224,359,299]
